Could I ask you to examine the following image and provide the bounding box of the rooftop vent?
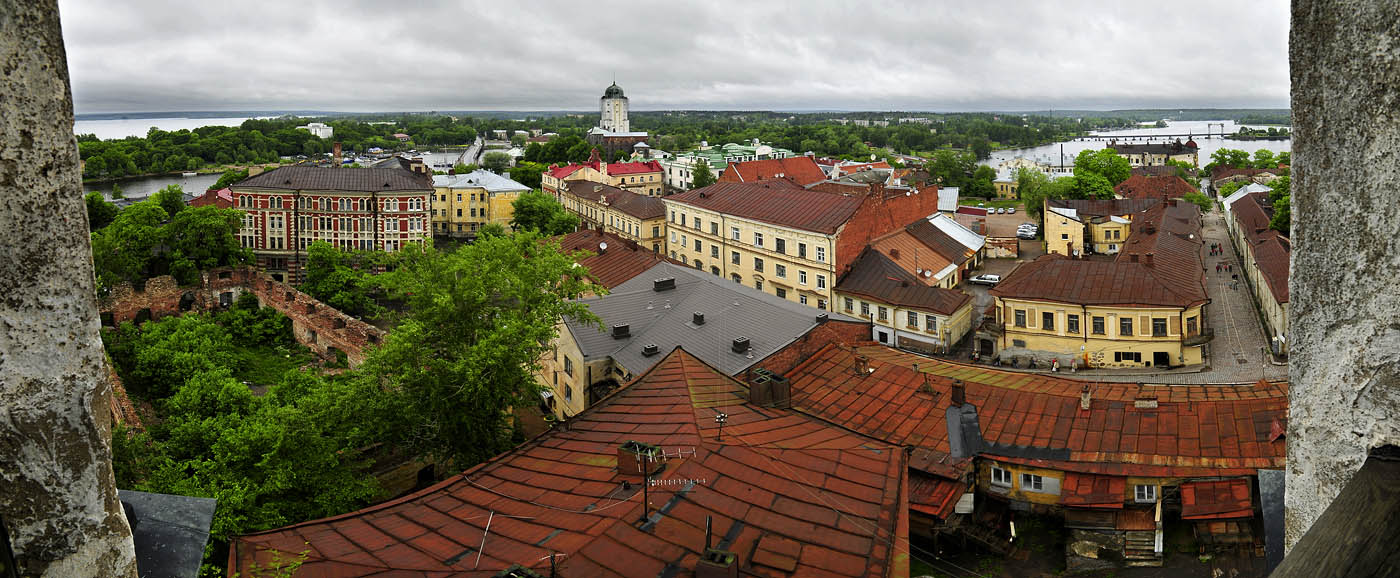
[748,373,791,409]
[890,248,901,259]
[612,324,630,339]
[696,548,739,578]
[693,312,705,325]
[653,277,676,292]
[731,336,750,354]
[495,565,545,578]
[816,313,829,324]
[598,241,608,254]
[642,343,660,356]
[617,440,663,478]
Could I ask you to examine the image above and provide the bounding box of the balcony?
[1183,328,1215,346]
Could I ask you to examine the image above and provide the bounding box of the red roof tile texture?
[1181,478,1253,519]
[546,160,662,180]
[668,180,865,234]
[718,156,829,186]
[231,349,907,577]
[562,181,665,220]
[908,472,967,520]
[1114,175,1199,201]
[1231,192,1289,303]
[555,229,672,289]
[1060,473,1126,509]
[834,248,971,315]
[783,344,1287,479]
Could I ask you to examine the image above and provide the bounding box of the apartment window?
[754,232,764,248]
[711,266,720,276]
[800,295,809,305]
[816,275,826,289]
[1114,351,1143,363]
[1152,318,1168,337]
[681,234,688,247]
[670,210,676,222]
[710,222,718,235]
[1135,484,1157,503]
[731,251,740,265]
[1042,312,1055,331]
[775,238,786,254]
[817,299,826,310]
[1186,316,1199,336]
[1014,310,1027,328]
[1061,233,1069,240]
[925,315,937,332]
[991,467,1013,487]
[1012,339,1027,348]
[652,225,660,238]
[565,385,573,401]
[1021,474,1044,491]
[563,356,574,377]
[693,217,700,230]
[877,306,888,322]
[670,231,677,243]
[694,239,702,252]
[1092,316,1106,335]
[774,264,786,278]
[861,302,870,316]
[844,297,854,312]
[680,213,687,226]
[456,208,462,217]
[907,311,918,327]
[753,257,764,273]
[731,226,740,241]
[710,245,719,258]
[815,246,826,262]
[731,273,741,283]
[776,288,787,299]
[1120,318,1134,336]
[1067,314,1080,334]
[799,271,808,285]
[754,280,763,291]
[798,243,807,259]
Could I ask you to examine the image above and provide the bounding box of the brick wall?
[98,267,384,368]
[985,237,1020,258]
[834,184,943,278]
[748,320,873,379]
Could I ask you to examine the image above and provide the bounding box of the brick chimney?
[951,379,966,405]
[333,141,342,166]
[1145,253,1155,267]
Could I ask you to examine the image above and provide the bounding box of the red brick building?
[230,165,433,283]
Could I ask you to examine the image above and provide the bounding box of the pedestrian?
[1216,263,1222,273]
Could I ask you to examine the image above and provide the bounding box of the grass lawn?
[235,344,316,387]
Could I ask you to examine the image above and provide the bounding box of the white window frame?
[1021,473,1044,491]
[991,467,1012,487]
[1134,484,1157,503]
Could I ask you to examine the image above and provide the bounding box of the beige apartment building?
[558,180,666,252]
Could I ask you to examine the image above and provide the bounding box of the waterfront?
[987,119,1291,169]
[74,116,269,140]
[83,172,222,200]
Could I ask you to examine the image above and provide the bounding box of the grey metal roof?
[235,166,432,193]
[435,170,531,193]
[119,489,217,578]
[564,262,862,377]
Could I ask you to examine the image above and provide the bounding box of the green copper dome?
[603,83,625,99]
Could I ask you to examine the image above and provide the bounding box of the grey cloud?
[57,0,1289,113]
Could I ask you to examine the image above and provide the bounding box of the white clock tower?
[600,82,629,133]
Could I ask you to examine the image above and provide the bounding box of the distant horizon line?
[75,106,1292,120]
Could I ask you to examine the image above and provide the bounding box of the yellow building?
[834,248,975,353]
[541,149,665,198]
[1044,198,1161,257]
[558,180,666,252]
[991,202,1210,368]
[1226,191,1290,354]
[993,177,1018,199]
[430,170,530,238]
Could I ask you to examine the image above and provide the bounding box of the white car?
[969,274,1002,286]
[1008,207,1017,214]
[996,207,1006,214]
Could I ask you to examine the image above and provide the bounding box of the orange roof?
[230,349,908,577]
[546,160,661,181]
[555,229,672,289]
[784,343,1287,479]
[719,156,828,186]
[1060,473,1126,509]
[1181,478,1253,519]
[833,162,892,177]
[1114,175,1199,201]
[908,472,967,519]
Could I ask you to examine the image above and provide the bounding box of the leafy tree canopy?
[85,191,118,231]
[301,241,382,318]
[212,168,249,190]
[691,158,716,189]
[483,151,512,173]
[1074,149,1131,186]
[510,190,579,235]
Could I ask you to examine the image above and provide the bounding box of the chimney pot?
[731,336,750,354]
[653,277,676,292]
[1080,385,1092,410]
[693,312,705,325]
[642,343,660,356]
[951,379,966,405]
[612,324,630,339]
[1144,253,1154,267]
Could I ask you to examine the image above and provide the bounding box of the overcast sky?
[57,0,1290,114]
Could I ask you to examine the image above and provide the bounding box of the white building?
[600,82,630,133]
[296,122,333,139]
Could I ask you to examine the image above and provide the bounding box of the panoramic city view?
[1,1,1397,578]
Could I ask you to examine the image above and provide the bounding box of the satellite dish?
[599,242,608,251]
[923,270,932,278]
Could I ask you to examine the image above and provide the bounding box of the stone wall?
[984,237,1020,259]
[1285,0,1400,551]
[99,267,385,368]
[0,1,139,574]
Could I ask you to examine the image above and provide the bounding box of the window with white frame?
[754,232,764,248]
[1021,473,1044,491]
[815,246,826,262]
[1134,484,1156,503]
[799,270,808,285]
[991,467,1012,487]
[816,274,826,289]
[731,226,740,241]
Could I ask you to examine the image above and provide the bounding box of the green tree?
[364,233,598,464]
[152,184,187,218]
[970,138,992,160]
[510,133,527,147]
[483,151,512,173]
[1270,194,1291,235]
[85,191,118,231]
[1184,192,1214,213]
[1074,172,1115,199]
[212,168,249,190]
[164,205,251,285]
[1015,168,1052,221]
[1210,148,1251,169]
[926,150,976,189]
[1216,180,1246,198]
[301,241,380,318]
[509,161,547,190]
[110,183,124,199]
[91,201,169,291]
[966,165,996,199]
[1166,159,1195,180]
[453,162,478,174]
[1073,149,1131,185]
[510,190,579,235]
[1252,149,1277,169]
[691,158,716,189]
[477,222,507,238]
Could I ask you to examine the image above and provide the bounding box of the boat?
[181,172,197,177]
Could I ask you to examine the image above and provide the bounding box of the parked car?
[996,207,1006,214]
[1018,231,1037,240]
[1007,207,1016,214]
[969,274,1002,286]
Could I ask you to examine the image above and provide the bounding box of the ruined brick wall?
[984,237,1020,259]
[748,320,873,379]
[834,185,943,278]
[99,267,385,368]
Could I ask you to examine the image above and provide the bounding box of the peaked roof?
[1230,193,1290,303]
[718,156,827,186]
[555,229,672,289]
[432,170,531,193]
[562,181,665,220]
[566,262,859,377]
[234,166,433,193]
[1114,174,1199,201]
[902,214,983,266]
[1045,198,1161,219]
[667,181,865,234]
[835,248,972,315]
[785,343,1288,479]
[230,348,907,577]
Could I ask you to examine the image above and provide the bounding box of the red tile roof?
[189,187,233,209]
[231,348,908,577]
[719,156,828,186]
[1114,175,1199,201]
[783,343,1287,479]
[908,472,967,520]
[562,181,665,220]
[1231,192,1289,303]
[1181,478,1253,519]
[994,201,1207,308]
[834,248,971,315]
[834,162,892,177]
[548,160,664,181]
[555,229,671,289]
[1060,473,1126,509]
[667,181,866,234]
